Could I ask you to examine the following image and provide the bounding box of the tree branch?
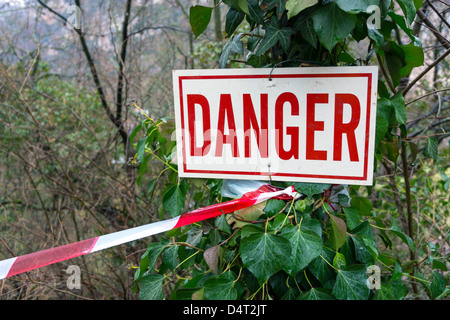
[402,47,450,96]
[417,9,450,49]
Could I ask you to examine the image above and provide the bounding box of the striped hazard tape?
[0,180,300,280]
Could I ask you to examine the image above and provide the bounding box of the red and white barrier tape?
[0,181,300,280]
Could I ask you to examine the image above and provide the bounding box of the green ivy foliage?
[130,0,449,300]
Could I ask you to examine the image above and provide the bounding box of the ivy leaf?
[430,271,447,299]
[301,288,336,300]
[285,0,318,19]
[329,214,347,250]
[311,2,357,51]
[425,137,438,162]
[228,202,265,229]
[343,207,361,230]
[376,280,408,300]
[204,245,220,274]
[375,113,388,149]
[219,34,244,68]
[204,271,239,300]
[162,245,179,271]
[139,274,165,300]
[162,180,186,217]
[246,54,270,68]
[263,199,286,217]
[292,182,331,198]
[281,225,323,275]
[390,218,415,252]
[300,16,317,49]
[388,11,420,44]
[333,252,346,269]
[254,18,295,55]
[368,27,384,48]
[400,43,424,77]
[350,196,373,216]
[396,0,417,25]
[189,5,213,39]
[186,226,204,247]
[134,242,168,287]
[225,7,245,37]
[391,92,406,126]
[240,231,291,284]
[223,0,250,15]
[377,92,406,127]
[335,0,380,14]
[332,265,370,300]
[248,0,264,24]
[309,248,335,283]
[261,0,288,17]
[136,137,147,164]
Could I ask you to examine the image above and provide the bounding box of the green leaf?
[377,92,406,127]
[225,8,245,37]
[136,137,147,164]
[368,27,384,48]
[219,34,244,68]
[333,252,346,269]
[336,0,380,14]
[396,0,417,25]
[248,0,264,24]
[301,288,336,300]
[147,178,156,198]
[162,181,186,217]
[311,2,357,51]
[255,18,295,55]
[390,219,415,251]
[350,196,373,216]
[342,206,360,228]
[309,248,335,283]
[296,15,318,48]
[400,43,424,77]
[332,265,370,300]
[139,274,165,300]
[388,11,420,44]
[375,113,389,149]
[186,226,203,247]
[376,280,408,300]
[392,92,406,125]
[246,54,270,68]
[425,137,438,162]
[204,245,220,274]
[204,271,239,300]
[261,0,288,17]
[162,245,179,271]
[135,242,168,285]
[263,199,286,217]
[430,271,447,299]
[223,0,250,15]
[282,225,323,275]
[189,5,213,39]
[329,214,347,250]
[240,231,291,284]
[286,0,318,19]
[292,182,331,198]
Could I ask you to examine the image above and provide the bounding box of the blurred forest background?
[0,0,448,299]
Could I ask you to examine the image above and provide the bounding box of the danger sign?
[172,66,378,185]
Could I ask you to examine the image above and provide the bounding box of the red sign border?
[177,72,373,182]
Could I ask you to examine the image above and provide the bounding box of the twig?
[402,47,450,96]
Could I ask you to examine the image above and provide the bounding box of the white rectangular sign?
[172,66,378,185]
